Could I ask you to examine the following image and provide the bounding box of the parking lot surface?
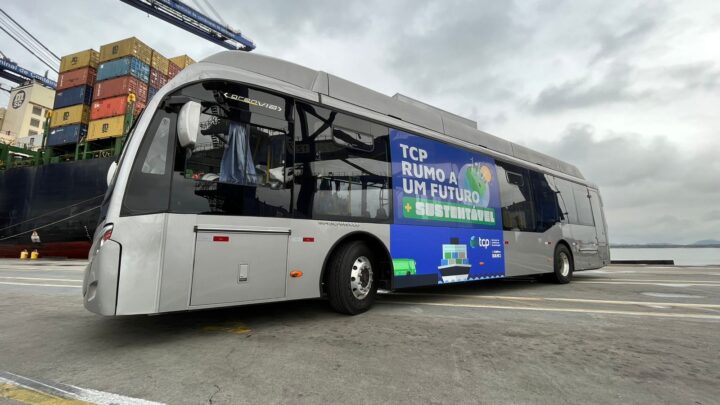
[0,260,718,404]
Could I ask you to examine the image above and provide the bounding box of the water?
[611,247,720,266]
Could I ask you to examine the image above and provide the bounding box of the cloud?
[531,63,653,112]
[662,62,720,91]
[529,124,720,244]
[589,3,665,64]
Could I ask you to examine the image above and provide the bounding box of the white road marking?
[0,267,85,272]
[641,292,705,299]
[575,281,720,287]
[390,292,720,309]
[0,281,81,288]
[0,276,82,282]
[383,301,720,320]
[592,278,720,284]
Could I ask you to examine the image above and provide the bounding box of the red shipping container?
[149,68,168,89]
[93,76,148,103]
[57,67,97,91]
[90,95,145,120]
[167,61,181,79]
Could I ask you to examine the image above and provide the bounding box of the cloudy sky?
[1,0,718,244]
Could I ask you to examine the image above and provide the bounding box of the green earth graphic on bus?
[459,163,492,207]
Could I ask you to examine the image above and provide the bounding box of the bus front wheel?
[552,244,574,284]
[326,241,378,315]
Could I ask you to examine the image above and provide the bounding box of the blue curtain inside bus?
[220,121,257,185]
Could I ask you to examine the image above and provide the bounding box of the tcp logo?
[470,236,491,249]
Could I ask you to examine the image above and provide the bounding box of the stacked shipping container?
[47,38,194,147]
[48,49,99,147]
[89,37,152,140]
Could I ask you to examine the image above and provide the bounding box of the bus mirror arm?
[178,101,201,148]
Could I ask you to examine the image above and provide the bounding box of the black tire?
[551,244,573,284]
[326,241,378,315]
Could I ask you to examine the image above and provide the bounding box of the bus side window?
[529,170,560,232]
[496,161,535,232]
[572,184,595,226]
[294,103,391,223]
[553,177,579,225]
[121,110,175,216]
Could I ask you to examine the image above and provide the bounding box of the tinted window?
[529,170,561,232]
[121,110,175,216]
[294,103,391,222]
[552,177,578,224]
[572,183,594,226]
[497,161,534,231]
[170,82,292,217]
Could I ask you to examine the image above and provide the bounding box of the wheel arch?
[555,239,574,267]
[319,231,392,295]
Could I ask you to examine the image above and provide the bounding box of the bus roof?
[201,51,585,180]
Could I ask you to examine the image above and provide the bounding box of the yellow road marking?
[202,322,251,335]
[0,383,91,405]
[0,282,81,288]
[383,301,720,320]
[390,292,720,309]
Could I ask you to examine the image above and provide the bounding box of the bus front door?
[588,189,610,264]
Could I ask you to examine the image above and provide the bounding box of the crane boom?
[119,0,255,51]
[0,57,56,89]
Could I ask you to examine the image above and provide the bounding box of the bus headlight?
[96,224,114,253]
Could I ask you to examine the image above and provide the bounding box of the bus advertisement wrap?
[389,129,505,288]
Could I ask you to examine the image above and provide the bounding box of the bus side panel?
[114,213,166,315]
[158,213,197,312]
[285,220,390,300]
[389,129,506,289]
[502,224,561,277]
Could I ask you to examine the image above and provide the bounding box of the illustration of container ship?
[438,237,472,283]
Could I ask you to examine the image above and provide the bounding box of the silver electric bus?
[83,51,609,316]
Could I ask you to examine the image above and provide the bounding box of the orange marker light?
[290,270,303,278]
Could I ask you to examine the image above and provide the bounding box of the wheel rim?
[558,251,570,277]
[350,256,373,300]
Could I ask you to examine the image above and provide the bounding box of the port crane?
[119,0,256,51]
[0,56,56,89]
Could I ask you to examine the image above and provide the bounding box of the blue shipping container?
[148,86,159,101]
[47,124,87,146]
[54,85,93,109]
[97,57,150,82]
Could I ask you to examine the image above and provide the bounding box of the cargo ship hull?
[0,158,113,258]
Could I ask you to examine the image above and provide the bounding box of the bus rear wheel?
[326,241,377,315]
[552,244,573,284]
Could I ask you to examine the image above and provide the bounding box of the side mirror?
[106,161,117,187]
[177,101,201,148]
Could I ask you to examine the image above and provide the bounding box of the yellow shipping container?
[151,51,169,75]
[50,105,90,128]
[88,116,126,140]
[169,55,195,69]
[99,37,152,65]
[59,49,100,73]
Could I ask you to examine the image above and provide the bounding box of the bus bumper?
[83,240,121,316]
